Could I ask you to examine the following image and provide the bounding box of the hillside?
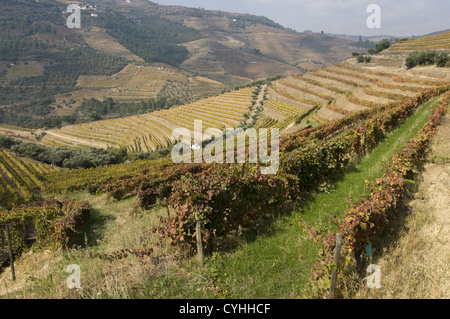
[41,87,255,152]
[143,1,356,77]
[0,0,359,131]
[383,31,450,55]
[36,54,449,153]
[0,26,449,160]
[0,0,223,128]
[92,0,356,76]
[1,81,448,299]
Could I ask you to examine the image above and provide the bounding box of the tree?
[357,55,371,63]
[405,50,446,69]
[435,52,449,67]
[375,39,391,52]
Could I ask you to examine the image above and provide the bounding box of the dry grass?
[0,125,39,143]
[0,193,180,299]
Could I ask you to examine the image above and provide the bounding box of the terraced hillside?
[75,64,188,102]
[258,62,448,132]
[0,149,58,208]
[42,61,449,152]
[41,88,254,153]
[384,31,450,54]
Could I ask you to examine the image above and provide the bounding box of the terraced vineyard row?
[45,158,173,194]
[42,88,254,153]
[385,31,450,53]
[262,62,449,128]
[41,62,449,149]
[0,149,58,208]
[255,114,300,131]
[265,98,306,117]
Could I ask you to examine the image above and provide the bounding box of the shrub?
[435,52,449,67]
[0,199,91,250]
[357,55,371,63]
[406,50,448,69]
[375,39,391,52]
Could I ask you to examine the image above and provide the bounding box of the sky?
[151,0,450,37]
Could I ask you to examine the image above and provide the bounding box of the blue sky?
[152,0,450,37]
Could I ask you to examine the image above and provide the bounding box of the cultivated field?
[43,60,450,152]
[384,31,450,54]
[76,64,188,102]
[42,88,254,152]
[82,27,144,62]
[6,62,44,79]
[0,149,58,208]
[0,125,37,143]
[259,62,448,132]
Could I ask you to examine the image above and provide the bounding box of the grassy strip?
[134,96,441,298]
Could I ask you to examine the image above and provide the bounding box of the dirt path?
[357,108,450,299]
[43,131,110,149]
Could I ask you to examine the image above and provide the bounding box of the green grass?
[133,96,441,299]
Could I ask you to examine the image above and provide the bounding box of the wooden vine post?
[163,199,171,219]
[194,210,204,268]
[363,128,367,155]
[1,225,5,248]
[190,144,204,268]
[328,232,343,299]
[5,225,16,281]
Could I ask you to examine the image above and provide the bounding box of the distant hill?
[98,0,357,80]
[422,29,450,37]
[0,0,361,130]
[326,34,396,42]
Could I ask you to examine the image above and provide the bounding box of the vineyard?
[2,0,450,302]
[257,61,444,132]
[38,58,449,154]
[384,31,450,54]
[1,84,441,299]
[1,83,449,299]
[44,158,174,195]
[0,149,58,209]
[41,88,254,153]
[304,91,450,298]
[75,64,187,102]
[41,85,449,250]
